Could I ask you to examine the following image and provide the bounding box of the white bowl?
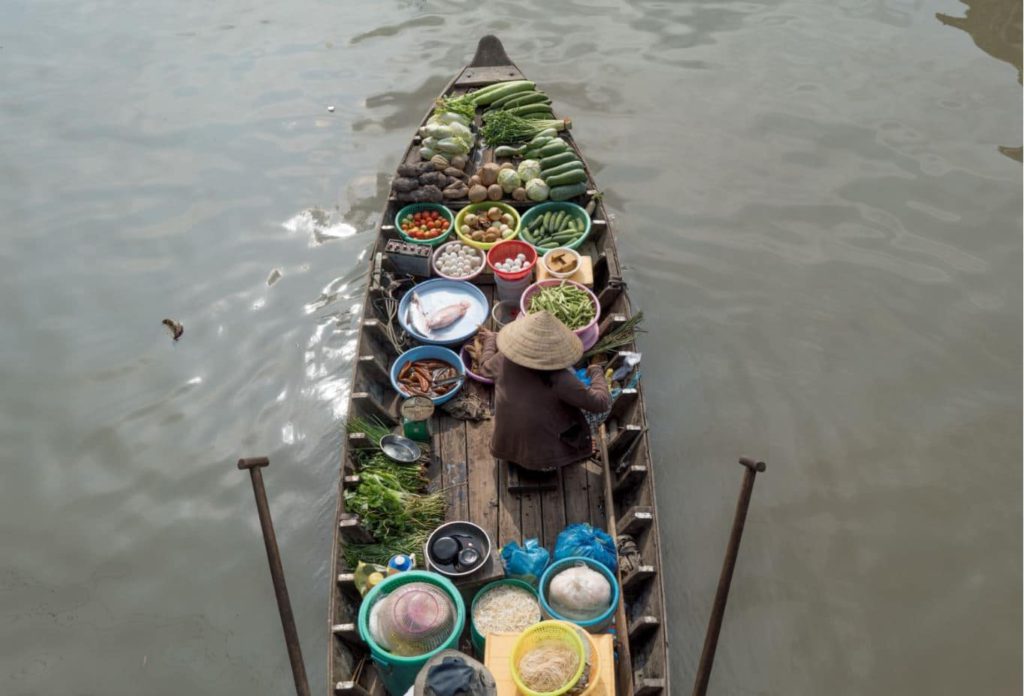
[541,247,582,279]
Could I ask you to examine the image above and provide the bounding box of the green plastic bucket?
[357,571,466,695]
[469,578,540,657]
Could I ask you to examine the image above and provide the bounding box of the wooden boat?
[328,36,669,695]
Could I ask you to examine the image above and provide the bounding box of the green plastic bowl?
[395,203,455,246]
[519,201,591,252]
[357,570,466,695]
[469,578,540,656]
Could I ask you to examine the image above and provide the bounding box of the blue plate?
[398,279,489,345]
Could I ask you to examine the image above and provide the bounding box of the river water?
[1,1,1020,694]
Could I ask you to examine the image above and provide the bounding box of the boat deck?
[329,36,668,696]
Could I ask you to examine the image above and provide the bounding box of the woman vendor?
[477,311,611,470]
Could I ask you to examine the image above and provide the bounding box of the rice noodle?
[472,585,541,635]
[518,641,580,693]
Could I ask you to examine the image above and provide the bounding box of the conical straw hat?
[496,310,583,370]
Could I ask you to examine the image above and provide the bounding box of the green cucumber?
[470,80,535,105]
[524,111,555,121]
[540,161,585,179]
[489,89,540,109]
[539,241,559,249]
[549,182,588,201]
[537,140,570,157]
[527,134,554,149]
[540,152,578,170]
[520,227,536,244]
[498,91,550,109]
[545,169,588,187]
[507,103,554,118]
[494,145,524,158]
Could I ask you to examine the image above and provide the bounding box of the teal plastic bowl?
[357,571,466,696]
[395,203,455,246]
[538,556,620,633]
[519,201,591,251]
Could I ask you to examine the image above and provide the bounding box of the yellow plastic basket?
[510,621,586,696]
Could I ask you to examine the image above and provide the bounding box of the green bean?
[526,282,595,330]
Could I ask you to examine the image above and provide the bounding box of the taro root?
[487,184,503,201]
[468,184,488,203]
[443,183,468,200]
[416,161,436,175]
[418,171,448,188]
[412,185,443,203]
[479,163,500,187]
[392,177,419,192]
[397,164,419,177]
[396,190,418,202]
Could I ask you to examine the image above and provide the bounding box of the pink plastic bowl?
[460,344,494,385]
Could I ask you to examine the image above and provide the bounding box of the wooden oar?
[238,457,311,696]
[691,456,767,696]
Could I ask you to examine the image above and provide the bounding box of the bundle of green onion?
[481,111,571,146]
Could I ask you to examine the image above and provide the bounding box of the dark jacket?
[479,333,611,470]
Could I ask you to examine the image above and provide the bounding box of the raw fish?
[425,300,470,331]
[407,293,431,336]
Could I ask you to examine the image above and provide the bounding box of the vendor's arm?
[552,366,611,412]
[478,329,501,380]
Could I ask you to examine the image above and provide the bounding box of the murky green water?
[1,1,1020,693]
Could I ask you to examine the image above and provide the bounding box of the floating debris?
[162,319,184,341]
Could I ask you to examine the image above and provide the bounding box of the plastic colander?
[369,581,456,657]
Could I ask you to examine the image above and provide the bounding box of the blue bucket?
[538,556,620,633]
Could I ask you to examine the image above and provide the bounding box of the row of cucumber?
[520,209,587,249]
[494,130,588,201]
[481,86,554,122]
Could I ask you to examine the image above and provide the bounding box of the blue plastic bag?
[500,538,550,585]
[553,523,618,572]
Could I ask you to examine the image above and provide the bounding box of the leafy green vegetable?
[342,417,444,567]
[583,311,645,358]
[480,111,571,146]
[434,95,475,123]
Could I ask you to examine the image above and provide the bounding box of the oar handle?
[691,456,767,696]
[239,457,311,696]
[738,457,766,473]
